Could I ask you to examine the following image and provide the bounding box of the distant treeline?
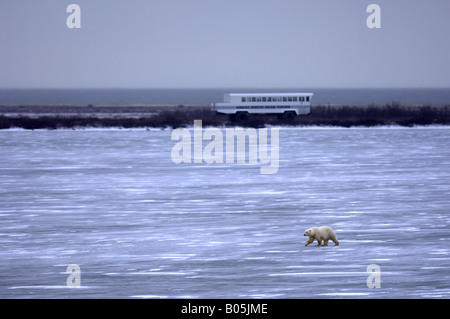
[1,103,450,129]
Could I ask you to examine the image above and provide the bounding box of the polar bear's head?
[304,228,315,236]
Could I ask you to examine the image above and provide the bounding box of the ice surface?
[0,127,449,298]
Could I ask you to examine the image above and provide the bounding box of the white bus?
[211,93,313,120]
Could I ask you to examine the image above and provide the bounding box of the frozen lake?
[1,126,450,298]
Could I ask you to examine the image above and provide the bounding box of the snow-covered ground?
[1,127,449,298]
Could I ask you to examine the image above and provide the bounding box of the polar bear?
[304,226,339,246]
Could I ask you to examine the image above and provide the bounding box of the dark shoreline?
[1,104,450,130]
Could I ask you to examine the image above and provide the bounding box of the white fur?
[304,226,339,246]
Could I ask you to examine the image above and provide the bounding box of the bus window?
[262,97,266,102]
[252,97,256,102]
[299,96,304,102]
[306,96,310,102]
[288,97,293,102]
[283,97,287,102]
[241,97,245,102]
[293,97,297,102]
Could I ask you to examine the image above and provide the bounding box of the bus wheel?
[283,111,296,121]
[235,112,249,122]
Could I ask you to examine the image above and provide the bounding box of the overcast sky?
[0,0,449,88]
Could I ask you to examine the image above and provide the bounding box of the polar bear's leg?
[330,234,339,246]
[323,239,329,246]
[305,237,314,246]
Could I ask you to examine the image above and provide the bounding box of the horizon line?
[1,87,450,90]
